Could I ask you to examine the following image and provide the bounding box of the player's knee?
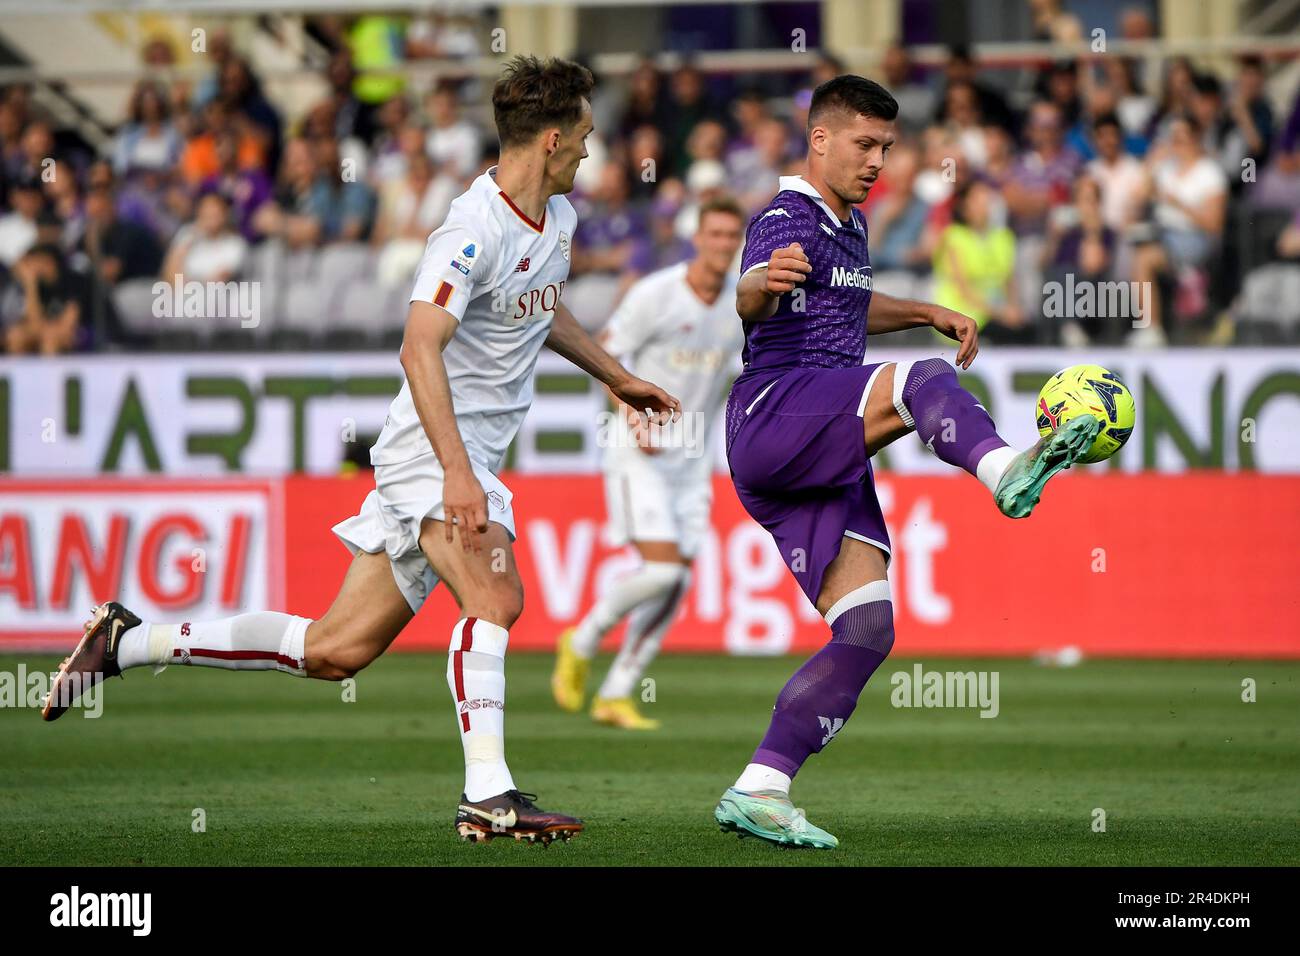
[461,584,525,629]
[899,357,955,405]
[305,626,378,681]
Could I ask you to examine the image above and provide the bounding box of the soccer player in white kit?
[551,196,745,729]
[41,56,680,846]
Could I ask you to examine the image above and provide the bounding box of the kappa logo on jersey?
[514,256,530,273]
[451,241,478,275]
[830,265,873,290]
[819,222,837,238]
[760,207,791,220]
[818,715,845,746]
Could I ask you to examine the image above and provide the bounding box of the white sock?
[571,560,685,659]
[596,569,688,699]
[116,613,309,675]
[735,762,793,796]
[975,445,1020,494]
[447,617,515,802]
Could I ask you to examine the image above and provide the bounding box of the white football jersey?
[602,261,742,469]
[372,167,578,472]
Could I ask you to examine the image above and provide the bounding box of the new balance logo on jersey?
[818,715,844,746]
[760,207,791,220]
[514,257,530,273]
[830,265,872,290]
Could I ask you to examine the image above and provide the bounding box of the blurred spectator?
[1029,0,1084,43]
[0,176,42,268]
[324,50,378,145]
[619,58,670,139]
[664,62,720,177]
[881,44,936,135]
[568,163,652,330]
[113,80,182,177]
[4,244,90,354]
[425,82,482,180]
[943,81,988,168]
[310,137,375,242]
[1086,113,1147,232]
[218,56,282,167]
[80,186,162,285]
[1252,144,1300,211]
[1005,101,1081,316]
[1131,114,1227,345]
[864,143,932,272]
[192,28,235,110]
[180,101,267,188]
[199,129,275,242]
[1044,176,1121,345]
[1221,57,1275,184]
[161,191,248,284]
[372,150,457,284]
[932,179,1027,342]
[730,117,792,213]
[936,45,1015,133]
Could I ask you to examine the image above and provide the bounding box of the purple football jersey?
[736,175,874,379]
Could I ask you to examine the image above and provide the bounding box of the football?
[1036,364,1136,464]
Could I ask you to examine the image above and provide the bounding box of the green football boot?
[714,788,839,849]
[994,415,1101,519]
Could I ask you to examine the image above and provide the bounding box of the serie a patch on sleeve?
[451,240,478,275]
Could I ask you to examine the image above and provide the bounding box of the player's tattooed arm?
[867,291,980,369]
[736,242,811,322]
[401,300,488,552]
[547,301,681,425]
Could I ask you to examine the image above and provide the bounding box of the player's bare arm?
[867,291,980,368]
[400,299,488,552]
[736,242,812,322]
[547,300,682,424]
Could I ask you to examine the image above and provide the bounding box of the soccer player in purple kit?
[713,76,1101,848]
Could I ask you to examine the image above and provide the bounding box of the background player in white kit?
[551,197,746,729]
[41,56,680,846]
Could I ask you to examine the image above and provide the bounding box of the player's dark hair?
[697,194,745,225]
[492,55,594,149]
[807,75,898,133]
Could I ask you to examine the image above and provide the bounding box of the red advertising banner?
[282,472,1299,659]
[3,474,1297,658]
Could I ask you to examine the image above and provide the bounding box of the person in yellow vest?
[932,178,1030,343]
[349,15,406,105]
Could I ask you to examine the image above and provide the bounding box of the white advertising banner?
[0,348,1296,475]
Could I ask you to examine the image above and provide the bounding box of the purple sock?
[751,593,894,779]
[899,358,1008,477]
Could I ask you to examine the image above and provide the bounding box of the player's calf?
[745,579,895,785]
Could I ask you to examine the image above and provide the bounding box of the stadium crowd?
[1,9,1299,354]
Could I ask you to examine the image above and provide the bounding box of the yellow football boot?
[590,696,661,730]
[550,628,589,713]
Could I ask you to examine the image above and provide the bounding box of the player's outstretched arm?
[546,301,681,424]
[866,291,980,369]
[736,242,811,322]
[400,299,488,552]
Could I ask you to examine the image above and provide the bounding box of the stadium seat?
[111,279,164,338]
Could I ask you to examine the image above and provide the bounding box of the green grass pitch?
[3,653,1297,866]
